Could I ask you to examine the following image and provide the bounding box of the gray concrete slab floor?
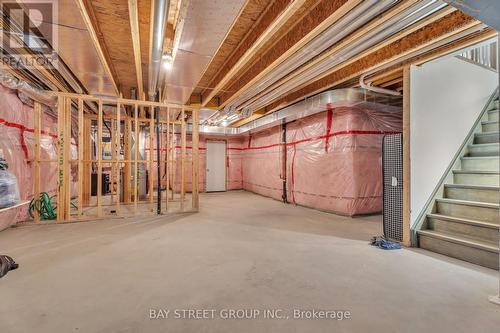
[0,191,498,332]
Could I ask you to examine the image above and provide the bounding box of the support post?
[97,100,103,217]
[33,102,41,222]
[181,108,186,211]
[116,103,121,213]
[57,96,66,222]
[155,94,161,214]
[165,107,170,211]
[192,108,199,210]
[134,104,139,214]
[402,65,411,247]
[149,106,154,204]
[82,115,91,205]
[77,98,84,217]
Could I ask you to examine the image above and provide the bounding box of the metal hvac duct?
[189,88,402,136]
[148,0,170,97]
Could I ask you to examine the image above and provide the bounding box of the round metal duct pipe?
[148,0,170,98]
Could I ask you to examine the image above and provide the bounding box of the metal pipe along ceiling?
[241,0,445,113]
[148,0,170,97]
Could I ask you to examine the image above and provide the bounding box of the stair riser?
[489,110,499,122]
[468,145,499,157]
[427,217,499,243]
[475,133,499,144]
[482,122,499,133]
[436,201,499,222]
[461,158,499,171]
[445,187,499,204]
[419,234,499,270]
[453,173,499,186]
[489,100,499,110]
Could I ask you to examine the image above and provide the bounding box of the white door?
[206,141,226,192]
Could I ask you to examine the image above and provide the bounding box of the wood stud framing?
[42,93,199,223]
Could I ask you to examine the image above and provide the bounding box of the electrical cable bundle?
[29,192,57,220]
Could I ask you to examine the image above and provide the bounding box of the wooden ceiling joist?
[75,0,120,94]
[238,0,428,110]
[264,12,482,113]
[128,0,144,98]
[215,0,363,108]
[200,0,309,106]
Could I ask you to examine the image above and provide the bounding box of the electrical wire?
[29,192,57,220]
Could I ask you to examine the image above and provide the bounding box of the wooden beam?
[166,107,170,211]
[65,98,72,221]
[201,0,309,106]
[239,0,434,110]
[134,104,139,213]
[82,115,91,205]
[97,100,103,217]
[78,98,84,217]
[402,65,410,247]
[57,96,65,222]
[216,0,363,107]
[75,0,120,94]
[33,102,41,222]
[124,116,132,204]
[264,12,480,112]
[192,107,199,210]
[181,108,186,210]
[116,102,121,213]
[128,0,144,97]
[149,106,154,204]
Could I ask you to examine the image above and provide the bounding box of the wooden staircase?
[417,97,499,270]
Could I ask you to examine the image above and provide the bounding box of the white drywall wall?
[410,56,497,226]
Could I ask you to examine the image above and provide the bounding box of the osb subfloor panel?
[0,191,499,333]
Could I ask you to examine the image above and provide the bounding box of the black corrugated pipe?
[155,92,161,214]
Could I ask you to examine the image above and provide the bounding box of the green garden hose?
[29,192,57,220]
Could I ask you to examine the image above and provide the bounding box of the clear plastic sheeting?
[0,162,20,209]
[285,106,401,215]
[238,89,402,216]
[241,128,283,200]
[0,84,64,229]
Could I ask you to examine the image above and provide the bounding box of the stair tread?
[475,131,499,136]
[461,156,499,159]
[444,183,499,190]
[482,120,499,124]
[436,197,500,208]
[468,142,499,147]
[453,170,499,174]
[427,213,499,229]
[418,230,499,253]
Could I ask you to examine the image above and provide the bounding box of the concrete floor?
[0,191,498,333]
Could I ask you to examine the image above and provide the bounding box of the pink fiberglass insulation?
[241,128,284,201]
[286,106,401,216]
[170,134,244,192]
[239,104,401,216]
[0,84,76,229]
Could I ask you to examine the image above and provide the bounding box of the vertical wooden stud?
[116,103,121,213]
[192,108,199,210]
[149,106,154,204]
[134,104,139,214]
[181,108,186,210]
[110,119,115,204]
[165,108,169,211]
[33,101,41,222]
[402,65,411,247]
[97,100,103,217]
[77,98,84,217]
